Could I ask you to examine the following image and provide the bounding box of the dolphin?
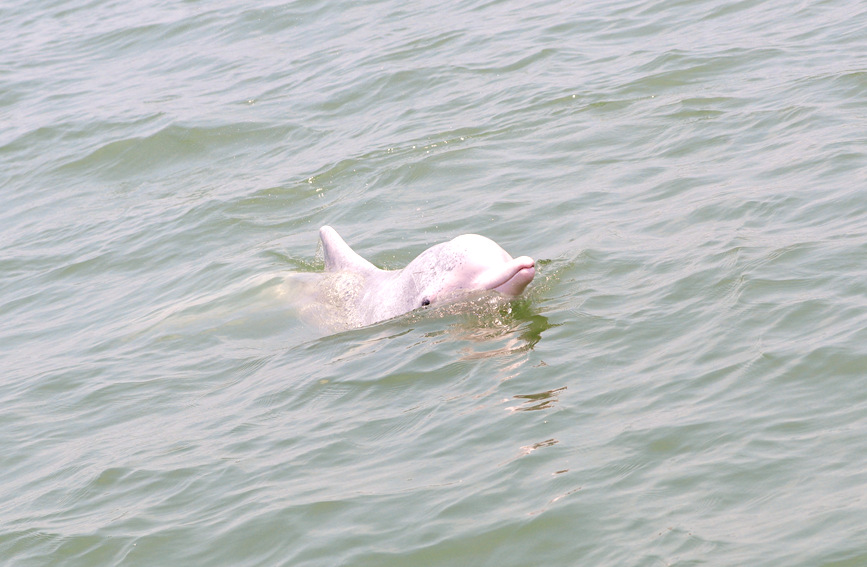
[318,225,535,327]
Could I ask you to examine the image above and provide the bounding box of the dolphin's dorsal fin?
[320,226,379,274]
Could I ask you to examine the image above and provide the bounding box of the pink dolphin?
[319,226,535,326]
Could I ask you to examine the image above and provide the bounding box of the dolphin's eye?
[421,298,431,307]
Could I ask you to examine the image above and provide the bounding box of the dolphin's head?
[403,234,535,309]
[318,226,535,325]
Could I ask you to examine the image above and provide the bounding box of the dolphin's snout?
[491,256,535,295]
[514,256,535,270]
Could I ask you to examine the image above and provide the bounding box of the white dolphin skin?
[319,226,535,326]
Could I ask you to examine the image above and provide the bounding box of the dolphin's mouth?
[480,256,536,296]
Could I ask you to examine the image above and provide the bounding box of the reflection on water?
[519,438,559,455]
[509,386,567,412]
[499,437,560,467]
[446,296,557,360]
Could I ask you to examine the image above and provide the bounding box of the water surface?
[2,0,867,565]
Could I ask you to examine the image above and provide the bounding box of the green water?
[3,0,867,565]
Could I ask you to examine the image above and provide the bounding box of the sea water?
[2,0,867,565]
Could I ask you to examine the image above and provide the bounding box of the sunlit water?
[2,0,867,565]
